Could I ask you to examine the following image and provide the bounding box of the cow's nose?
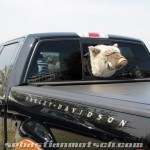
[117,57,128,69]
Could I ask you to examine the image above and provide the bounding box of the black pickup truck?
[0,32,150,150]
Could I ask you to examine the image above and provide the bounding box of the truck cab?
[0,32,150,150]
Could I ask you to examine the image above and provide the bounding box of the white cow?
[88,44,128,77]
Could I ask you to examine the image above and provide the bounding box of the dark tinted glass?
[115,42,150,78]
[28,40,82,82]
[83,41,150,80]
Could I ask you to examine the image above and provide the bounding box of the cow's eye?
[108,62,113,70]
[103,57,107,63]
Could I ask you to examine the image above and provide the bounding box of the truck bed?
[13,81,150,117]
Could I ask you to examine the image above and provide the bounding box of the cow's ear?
[113,43,118,48]
[89,46,100,55]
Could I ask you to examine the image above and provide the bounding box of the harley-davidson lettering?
[25,95,128,127]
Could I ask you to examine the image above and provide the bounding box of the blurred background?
[0,0,150,50]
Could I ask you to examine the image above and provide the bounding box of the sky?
[0,0,150,49]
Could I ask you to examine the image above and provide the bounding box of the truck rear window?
[27,39,150,83]
[28,40,82,82]
[83,42,150,80]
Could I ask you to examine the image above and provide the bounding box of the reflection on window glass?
[51,128,102,150]
[51,128,134,150]
[28,40,82,82]
[0,43,19,70]
[0,43,19,96]
[37,52,60,74]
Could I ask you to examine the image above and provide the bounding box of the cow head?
[88,44,128,77]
